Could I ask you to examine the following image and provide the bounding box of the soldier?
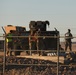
[65,29,73,51]
[30,31,37,50]
[7,30,14,49]
[29,30,38,55]
[6,30,14,55]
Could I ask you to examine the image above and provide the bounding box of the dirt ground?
[60,42,76,51]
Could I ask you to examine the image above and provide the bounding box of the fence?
[0,34,76,75]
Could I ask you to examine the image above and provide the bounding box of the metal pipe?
[3,35,6,75]
[57,34,60,75]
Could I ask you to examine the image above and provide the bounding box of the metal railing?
[0,35,76,75]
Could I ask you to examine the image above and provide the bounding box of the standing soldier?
[65,29,73,51]
[6,30,13,55]
[29,30,38,54]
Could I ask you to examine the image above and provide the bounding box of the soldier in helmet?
[65,29,73,51]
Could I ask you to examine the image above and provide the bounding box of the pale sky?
[0,0,76,36]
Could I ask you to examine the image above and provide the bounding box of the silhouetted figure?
[7,30,14,49]
[6,30,14,56]
[30,30,38,54]
[65,29,73,51]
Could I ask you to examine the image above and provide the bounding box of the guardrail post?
[3,34,6,75]
[57,35,60,75]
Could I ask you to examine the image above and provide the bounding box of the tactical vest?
[7,33,13,42]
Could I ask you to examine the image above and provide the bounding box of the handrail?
[0,35,76,75]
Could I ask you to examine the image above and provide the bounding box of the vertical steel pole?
[57,34,60,75]
[1,26,6,75]
[36,31,39,54]
[29,35,32,55]
[3,34,6,75]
